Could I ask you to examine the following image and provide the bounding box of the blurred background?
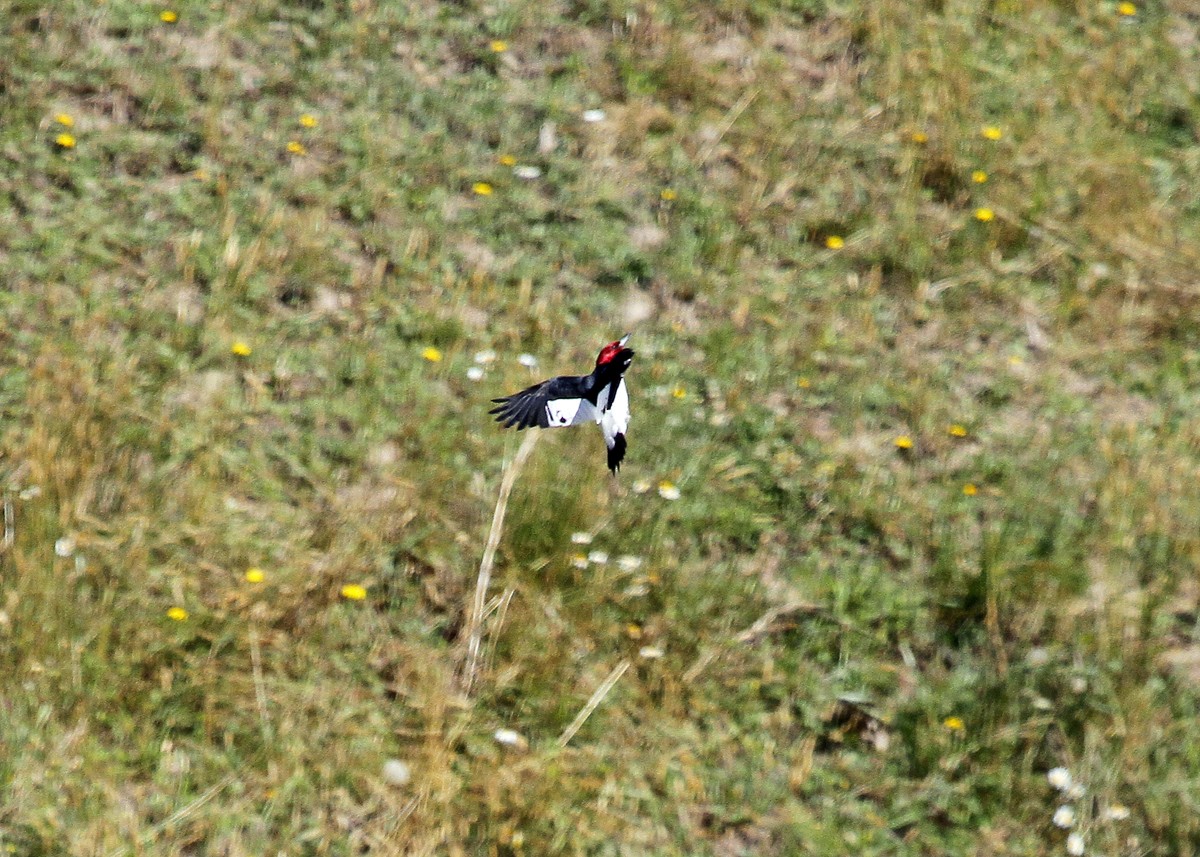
[2,0,1199,853]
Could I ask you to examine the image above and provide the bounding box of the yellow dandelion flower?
[55,113,74,127]
[421,346,443,363]
[981,126,1003,141]
[472,182,493,196]
[498,154,516,166]
[625,623,643,639]
[660,188,677,201]
[193,168,209,181]
[671,386,687,400]
[286,140,306,155]
[490,39,508,53]
[911,131,929,144]
[160,10,178,23]
[797,377,811,389]
[1117,1,1136,15]
[55,133,76,149]
[1008,355,1024,367]
[962,483,978,496]
[825,235,845,250]
[299,114,317,128]
[167,606,188,621]
[975,207,995,222]
[245,567,265,583]
[948,424,968,437]
[341,584,367,600]
[943,716,965,732]
[971,170,988,184]
[894,435,914,450]
[231,341,252,357]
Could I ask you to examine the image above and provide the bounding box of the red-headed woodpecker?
[490,334,634,473]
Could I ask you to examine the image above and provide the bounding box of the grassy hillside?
[3,0,1200,853]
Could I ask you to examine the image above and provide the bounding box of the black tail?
[607,433,626,474]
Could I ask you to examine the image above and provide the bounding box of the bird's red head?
[596,334,632,366]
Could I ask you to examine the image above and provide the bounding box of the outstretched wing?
[490,377,598,430]
[490,379,554,429]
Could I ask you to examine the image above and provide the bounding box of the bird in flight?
[489,334,635,473]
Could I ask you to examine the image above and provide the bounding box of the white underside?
[599,379,630,450]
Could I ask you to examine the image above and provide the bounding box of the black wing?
[490,375,591,430]
[490,379,553,429]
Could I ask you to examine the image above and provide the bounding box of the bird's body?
[490,335,634,473]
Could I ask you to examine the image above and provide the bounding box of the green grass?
[3,0,1200,853]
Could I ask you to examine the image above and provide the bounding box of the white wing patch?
[545,397,599,427]
[599,379,630,448]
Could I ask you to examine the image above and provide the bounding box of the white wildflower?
[1053,805,1075,829]
[382,759,411,786]
[1047,767,1073,791]
[616,555,643,572]
[587,550,609,565]
[631,479,651,494]
[638,646,664,659]
[494,728,526,748]
[474,349,496,364]
[54,537,75,558]
[466,366,484,381]
[570,554,589,570]
[1104,804,1130,821]
[1066,832,1085,856]
[570,532,593,545]
[517,353,538,368]
[657,481,681,501]
[582,108,606,122]
[513,165,542,179]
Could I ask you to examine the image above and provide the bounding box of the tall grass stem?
[461,431,538,693]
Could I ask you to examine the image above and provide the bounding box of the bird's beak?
[618,333,631,346]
